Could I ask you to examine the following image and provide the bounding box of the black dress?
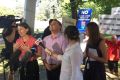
[83,39,106,80]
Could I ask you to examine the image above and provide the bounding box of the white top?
[57,42,83,80]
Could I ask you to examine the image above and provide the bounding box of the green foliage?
[96,0,120,14]
[79,1,103,18]
[61,0,120,19]
[61,3,72,17]
[0,6,23,16]
[0,7,17,16]
[61,0,81,18]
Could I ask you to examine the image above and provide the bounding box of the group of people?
[2,19,83,80]
[2,18,119,80]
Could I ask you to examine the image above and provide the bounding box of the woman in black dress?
[83,22,107,80]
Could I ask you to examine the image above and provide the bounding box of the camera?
[0,15,22,28]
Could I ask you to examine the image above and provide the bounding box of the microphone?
[39,42,45,49]
[37,41,52,55]
[35,38,52,55]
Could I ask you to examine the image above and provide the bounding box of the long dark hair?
[18,22,31,35]
[86,22,101,45]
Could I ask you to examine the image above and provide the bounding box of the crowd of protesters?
[1,18,120,80]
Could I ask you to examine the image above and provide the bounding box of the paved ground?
[0,59,119,80]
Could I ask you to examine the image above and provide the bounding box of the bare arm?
[88,40,107,63]
[99,40,108,63]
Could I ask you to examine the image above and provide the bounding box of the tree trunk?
[70,0,77,19]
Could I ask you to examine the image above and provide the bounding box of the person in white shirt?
[49,25,83,80]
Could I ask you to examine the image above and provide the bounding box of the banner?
[99,14,120,35]
[76,8,92,33]
[111,7,120,15]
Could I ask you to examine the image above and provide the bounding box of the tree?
[79,1,102,18]
[70,0,82,19]
[62,0,120,19]
[70,0,77,19]
[61,0,82,19]
[95,0,120,14]
[0,6,16,16]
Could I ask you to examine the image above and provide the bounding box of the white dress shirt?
[57,42,83,80]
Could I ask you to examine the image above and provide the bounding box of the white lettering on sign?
[81,10,88,14]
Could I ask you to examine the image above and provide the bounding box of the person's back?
[60,26,83,80]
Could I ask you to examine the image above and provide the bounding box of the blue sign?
[76,8,92,33]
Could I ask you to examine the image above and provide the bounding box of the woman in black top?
[2,21,19,80]
[83,22,107,80]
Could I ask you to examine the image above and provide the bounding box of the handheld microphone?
[35,38,52,55]
[38,41,52,55]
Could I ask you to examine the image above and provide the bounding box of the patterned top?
[16,35,38,61]
[42,33,68,64]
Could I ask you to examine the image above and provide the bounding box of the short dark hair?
[49,19,54,24]
[18,22,31,35]
[64,25,80,41]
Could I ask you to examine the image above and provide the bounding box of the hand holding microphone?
[35,38,60,60]
[35,38,52,55]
